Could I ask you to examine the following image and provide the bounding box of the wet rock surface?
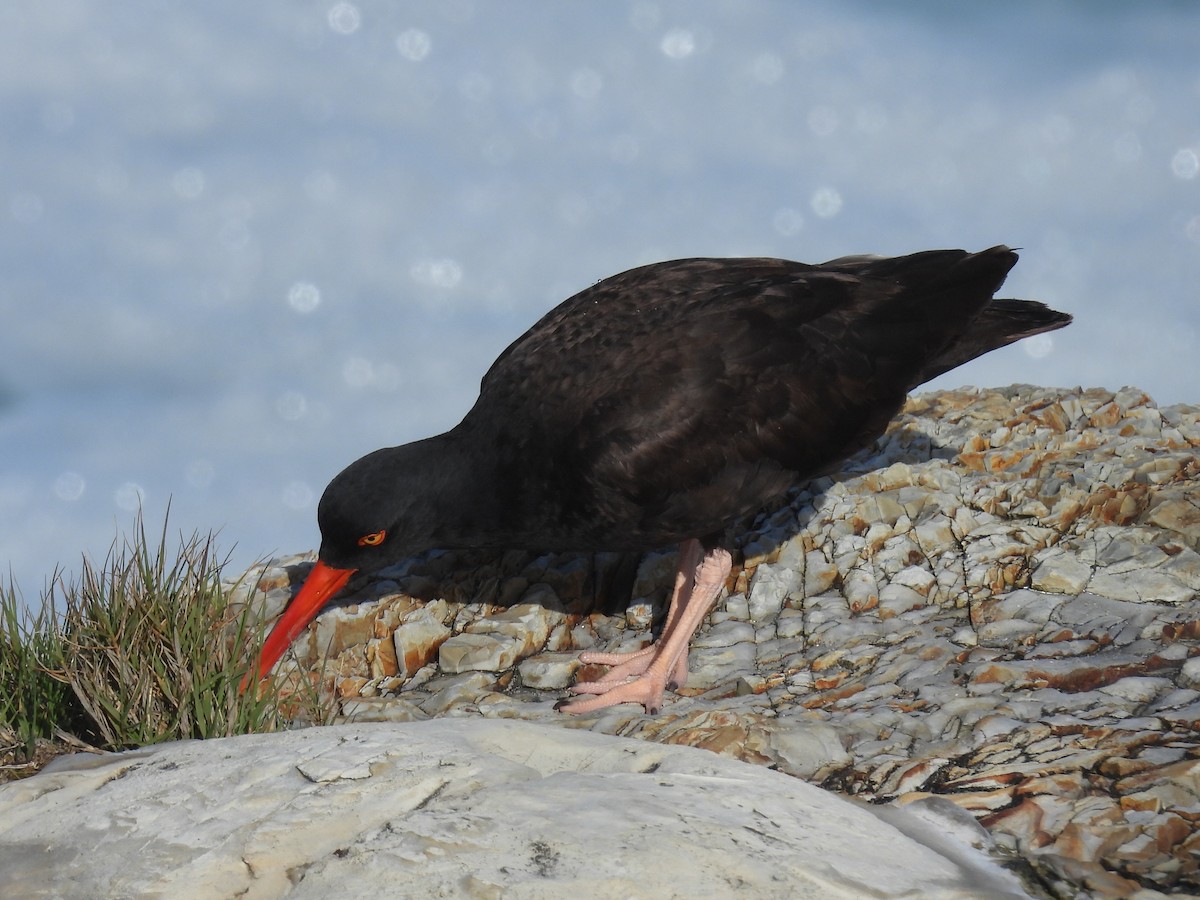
[241,386,1200,897]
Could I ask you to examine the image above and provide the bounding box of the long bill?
[241,560,355,691]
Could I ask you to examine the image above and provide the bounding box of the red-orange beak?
[241,560,355,691]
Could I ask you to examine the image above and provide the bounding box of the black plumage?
[250,245,1071,714]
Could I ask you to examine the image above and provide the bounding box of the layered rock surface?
[242,385,1200,896]
[0,719,1031,898]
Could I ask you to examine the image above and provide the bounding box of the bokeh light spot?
[327,3,361,35]
[660,29,695,59]
[396,28,431,61]
[115,482,146,512]
[287,281,321,314]
[810,187,843,219]
[410,258,463,288]
[54,472,85,501]
[276,391,308,421]
[1185,215,1200,246]
[1171,148,1199,180]
[1023,333,1054,359]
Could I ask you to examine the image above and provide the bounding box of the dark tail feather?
[918,298,1073,383]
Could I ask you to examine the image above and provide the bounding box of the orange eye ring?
[357,530,387,547]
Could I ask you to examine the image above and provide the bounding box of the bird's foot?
[558,541,732,717]
[578,644,688,688]
[559,642,689,715]
[556,669,671,715]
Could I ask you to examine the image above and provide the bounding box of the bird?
[246,246,1071,714]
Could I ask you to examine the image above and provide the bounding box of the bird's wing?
[471,260,904,539]
[467,248,1032,544]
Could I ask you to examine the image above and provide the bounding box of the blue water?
[3,1,1198,599]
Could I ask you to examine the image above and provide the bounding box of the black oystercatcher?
[247,246,1070,714]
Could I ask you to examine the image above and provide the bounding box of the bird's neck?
[386,426,511,550]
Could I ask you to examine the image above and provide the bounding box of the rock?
[217,386,1200,895]
[764,720,853,779]
[1180,657,1200,690]
[438,631,522,673]
[1031,550,1092,594]
[0,721,1032,899]
[517,651,581,689]
[467,600,560,654]
[391,608,452,677]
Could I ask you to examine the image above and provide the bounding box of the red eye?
[357,530,387,547]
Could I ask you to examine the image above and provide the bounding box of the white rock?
[1097,676,1172,705]
[0,721,1032,899]
[804,550,839,596]
[392,610,452,677]
[976,619,1041,647]
[747,563,796,622]
[439,631,521,673]
[843,565,880,612]
[767,720,853,779]
[776,607,805,639]
[879,581,927,617]
[892,563,938,595]
[1088,569,1193,604]
[690,618,756,649]
[517,651,581,689]
[1178,658,1200,690]
[1031,551,1092,594]
[466,600,558,653]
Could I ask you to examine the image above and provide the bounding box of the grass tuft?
[48,512,289,748]
[1,509,335,777]
[0,575,77,756]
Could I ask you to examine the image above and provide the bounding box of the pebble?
[233,385,1200,896]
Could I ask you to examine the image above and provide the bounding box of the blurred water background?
[2,1,1198,599]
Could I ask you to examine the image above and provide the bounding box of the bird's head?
[243,447,433,689]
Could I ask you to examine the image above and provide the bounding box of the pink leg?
[576,538,704,688]
[559,541,732,715]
